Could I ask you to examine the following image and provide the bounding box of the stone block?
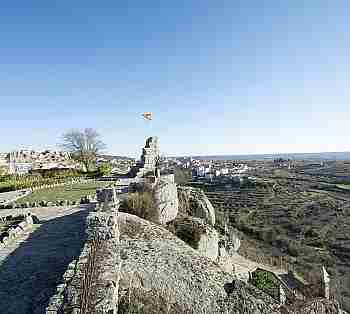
[152,180,178,224]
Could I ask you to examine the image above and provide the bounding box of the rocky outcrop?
[152,179,178,224]
[280,298,342,314]
[227,227,241,253]
[169,216,219,259]
[117,212,279,313]
[178,186,216,226]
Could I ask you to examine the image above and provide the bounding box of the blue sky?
[1,1,350,157]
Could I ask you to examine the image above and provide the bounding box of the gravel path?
[0,206,89,314]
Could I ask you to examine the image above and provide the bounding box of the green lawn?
[16,181,111,204]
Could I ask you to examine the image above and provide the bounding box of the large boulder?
[170,217,219,259]
[152,179,178,224]
[117,213,279,314]
[178,186,216,226]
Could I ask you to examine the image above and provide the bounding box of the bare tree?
[60,128,106,172]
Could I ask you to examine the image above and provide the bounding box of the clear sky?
[1,1,349,157]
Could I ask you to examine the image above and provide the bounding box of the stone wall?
[44,210,120,314]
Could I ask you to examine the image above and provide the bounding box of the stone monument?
[129,136,160,178]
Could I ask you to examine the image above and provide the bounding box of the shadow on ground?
[0,209,88,314]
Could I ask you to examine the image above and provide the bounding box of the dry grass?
[118,282,189,314]
[121,192,159,222]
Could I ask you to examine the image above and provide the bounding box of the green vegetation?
[16,181,110,204]
[98,163,112,177]
[250,269,279,300]
[121,191,156,221]
[251,270,279,290]
[0,170,84,193]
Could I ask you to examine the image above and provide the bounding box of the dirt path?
[231,252,287,281]
[0,206,89,314]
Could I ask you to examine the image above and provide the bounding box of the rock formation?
[178,186,216,226]
[117,212,280,314]
[152,179,179,224]
[169,216,219,259]
[227,227,241,253]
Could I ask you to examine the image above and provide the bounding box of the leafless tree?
[60,128,105,172]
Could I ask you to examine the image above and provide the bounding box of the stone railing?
[0,213,35,248]
[44,209,120,314]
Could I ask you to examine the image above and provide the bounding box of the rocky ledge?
[118,212,280,314]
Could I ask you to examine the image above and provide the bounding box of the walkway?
[230,252,287,281]
[0,206,89,314]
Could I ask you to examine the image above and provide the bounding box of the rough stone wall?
[44,210,120,314]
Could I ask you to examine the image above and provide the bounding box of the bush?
[97,163,112,177]
[122,192,157,221]
[250,270,279,299]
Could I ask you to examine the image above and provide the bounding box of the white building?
[221,168,229,175]
[14,163,32,175]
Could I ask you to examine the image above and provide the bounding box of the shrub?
[250,270,279,300]
[122,192,156,221]
[97,163,112,177]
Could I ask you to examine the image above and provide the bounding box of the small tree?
[98,163,112,177]
[60,128,105,172]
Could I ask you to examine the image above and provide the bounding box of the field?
[16,181,110,204]
[202,160,350,311]
[337,184,350,190]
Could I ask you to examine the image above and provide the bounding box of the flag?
[142,112,152,121]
